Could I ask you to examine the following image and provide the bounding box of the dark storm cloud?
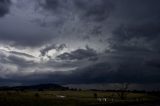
[57,46,97,60]
[1,52,160,85]
[113,23,160,41]
[59,53,160,84]
[5,52,160,84]
[112,3,160,40]
[146,58,160,69]
[111,22,160,53]
[39,0,114,22]
[109,0,160,53]
[39,0,59,11]
[1,0,160,86]
[0,0,55,47]
[61,52,155,84]
[74,0,114,22]
[0,29,54,47]
[0,0,11,17]
[112,1,160,35]
[14,0,160,85]
[115,0,160,21]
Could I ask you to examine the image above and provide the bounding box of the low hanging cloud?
[2,51,160,85]
[57,46,97,60]
[0,50,35,68]
[0,0,160,87]
[9,51,35,58]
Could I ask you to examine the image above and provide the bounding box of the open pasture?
[0,90,158,106]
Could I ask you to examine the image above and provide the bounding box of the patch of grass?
[0,91,158,106]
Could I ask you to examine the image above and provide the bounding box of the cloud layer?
[0,0,160,87]
[0,0,11,17]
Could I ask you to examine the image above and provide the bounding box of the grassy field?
[0,90,159,106]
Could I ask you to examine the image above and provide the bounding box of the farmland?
[0,90,159,106]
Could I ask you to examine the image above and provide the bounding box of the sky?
[0,0,160,89]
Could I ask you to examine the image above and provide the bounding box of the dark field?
[0,90,159,106]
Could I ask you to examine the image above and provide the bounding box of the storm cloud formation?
[0,0,160,88]
[74,0,114,22]
[0,0,11,17]
[57,46,97,60]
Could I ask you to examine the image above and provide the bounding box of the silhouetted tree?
[94,93,98,98]
[34,93,40,97]
[116,83,129,100]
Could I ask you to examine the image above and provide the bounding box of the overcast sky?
[0,0,160,88]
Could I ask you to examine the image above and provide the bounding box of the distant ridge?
[0,83,69,91]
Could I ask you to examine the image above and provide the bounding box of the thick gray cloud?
[74,0,114,22]
[114,0,160,22]
[2,52,160,85]
[56,51,160,84]
[0,0,114,47]
[39,0,59,11]
[109,0,160,54]
[0,0,11,17]
[0,26,54,47]
[0,50,36,69]
[6,55,35,67]
[0,0,160,88]
[39,0,114,22]
[111,23,160,53]
[57,46,97,60]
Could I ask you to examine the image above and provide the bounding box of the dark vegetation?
[0,83,159,106]
[0,83,69,91]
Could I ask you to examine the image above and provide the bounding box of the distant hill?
[0,83,69,91]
